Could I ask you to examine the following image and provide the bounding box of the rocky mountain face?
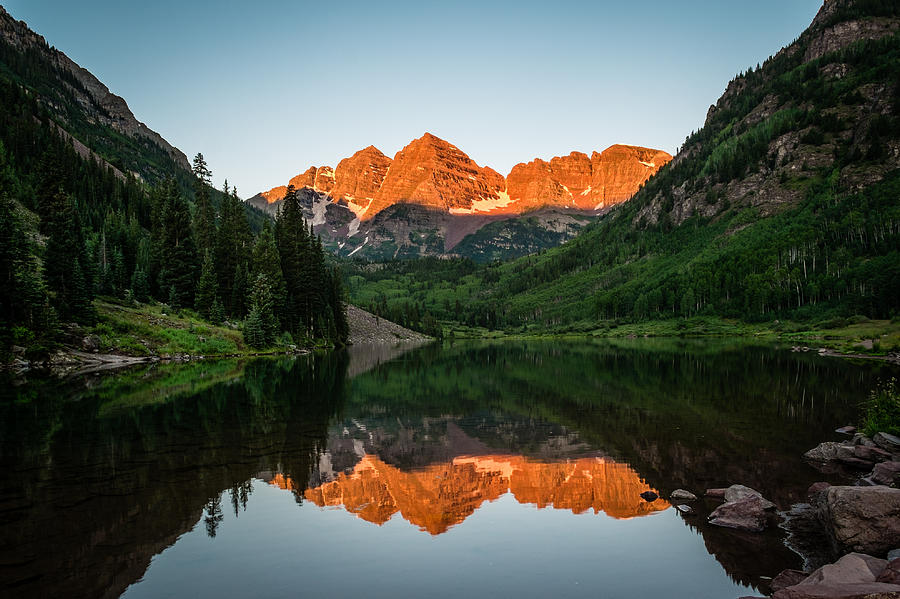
[0,6,190,180]
[248,133,670,261]
[633,0,900,228]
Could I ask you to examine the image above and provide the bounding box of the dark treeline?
[0,75,346,356]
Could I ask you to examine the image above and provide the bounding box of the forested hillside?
[0,10,347,358]
[346,0,900,334]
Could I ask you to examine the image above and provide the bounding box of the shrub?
[862,378,900,437]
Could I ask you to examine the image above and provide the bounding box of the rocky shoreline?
[694,430,900,598]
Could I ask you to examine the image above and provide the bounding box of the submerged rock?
[708,496,769,532]
[705,487,728,499]
[639,490,658,502]
[820,486,900,555]
[675,504,694,515]
[671,489,698,501]
[725,484,776,510]
[836,426,857,435]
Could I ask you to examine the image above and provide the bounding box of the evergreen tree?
[245,273,278,347]
[251,220,287,329]
[192,153,216,258]
[42,188,95,324]
[130,267,150,303]
[158,179,199,308]
[195,250,218,319]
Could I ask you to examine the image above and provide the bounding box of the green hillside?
[346,0,900,337]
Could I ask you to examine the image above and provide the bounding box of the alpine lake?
[2,339,898,599]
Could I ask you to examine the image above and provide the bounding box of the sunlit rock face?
[369,133,508,218]
[282,455,668,535]
[251,134,671,220]
[331,145,393,216]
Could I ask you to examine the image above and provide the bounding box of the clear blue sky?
[5,0,823,196]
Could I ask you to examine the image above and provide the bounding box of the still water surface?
[2,339,897,598]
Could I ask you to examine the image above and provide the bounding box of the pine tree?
[195,250,218,319]
[192,153,216,258]
[158,179,199,308]
[246,273,278,347]
[251,220,287,329]
[130,267,150,303]
[42,188,95,324]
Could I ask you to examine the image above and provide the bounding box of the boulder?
[872,462,900,486]
[819,486,900,555]
[805,442,855,462]
[705,487,728,499]
[708,496,769,532]
[771,554,899,598]
[874,433,900,454]
[671,489,698,501]
[877,559,900,584]
[725,484,776,509]
[772,553,900,599]
[771,569,809,592]
[639,490,658,502]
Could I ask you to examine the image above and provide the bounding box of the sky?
[5,0,823,197]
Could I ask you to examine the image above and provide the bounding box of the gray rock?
[819,486,900,555]
[874,433,900,454]
[675,504,694,514]
[836,425,857,435]
[808,482,832,501]
[708,496,769,532]
[671,489,698,501]
[889,549,900,561]
[725,484,776,510]
[705,487,727,499]
[804,441,855,462]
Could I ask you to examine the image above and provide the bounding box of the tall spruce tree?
[195,250,218,319]
[42,188,95,324]
[158,179,199,308]
[192,153,216,258]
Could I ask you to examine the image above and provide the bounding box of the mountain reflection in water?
[1,339,897,599]
[271,454,667,534]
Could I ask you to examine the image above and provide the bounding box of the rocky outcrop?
[819,486,900,556]
[370,133,507,217]
[332,146,392,215]
[0,7,190,174]
[771,553,900,599]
